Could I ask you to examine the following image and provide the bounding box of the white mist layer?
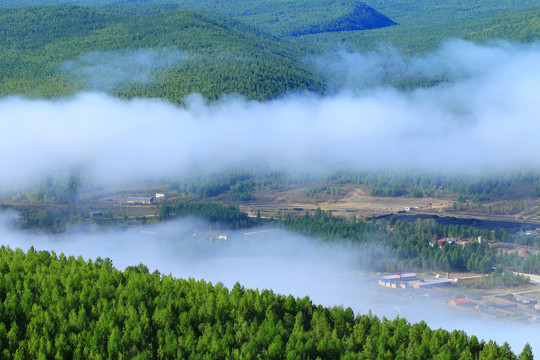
[60,49,190,90]
[0,213,536,357]
[314,39,540,89]
[1,40,540,190]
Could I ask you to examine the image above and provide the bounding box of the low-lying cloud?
[0,212,536,357]
[313,39,540,90]
[1,40,540,190]
[60,49,190,90]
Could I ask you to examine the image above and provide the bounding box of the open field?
[233,184,452,218]
[5,181,540,233]
[230,184,540,229]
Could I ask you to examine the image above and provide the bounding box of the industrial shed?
[378,273,416,288]
[381,273,416,281]
[413,278,451,289]
[127,197,154,204]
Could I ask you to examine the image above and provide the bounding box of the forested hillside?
[165,168,540,203]
[1,0,397,37]
[0,246,528,359]
[299,3,540,53]
[287,3,396,36]
[1,0,539,101]
[0,5,323,102]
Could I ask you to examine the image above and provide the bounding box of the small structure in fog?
[378,273,416,288]
[218,232,243,240]
[413,278,451,289]
[449,297,474,307]
[127,197,154,204]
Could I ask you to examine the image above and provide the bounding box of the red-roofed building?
[449,298,474,306]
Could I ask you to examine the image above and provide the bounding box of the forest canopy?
[0,246,527,359]
[0,5,324,102]
[1,0,539,101]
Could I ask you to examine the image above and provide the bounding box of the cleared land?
[231,184,540,227]
[13,182,539,229]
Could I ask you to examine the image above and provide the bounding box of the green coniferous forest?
[0,246,526,359]
[1,0,539,101]
[2,0,540,358]
[0,5,324,102]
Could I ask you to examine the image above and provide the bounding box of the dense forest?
[0,246,530,359]
[1,0,539,102]
[281,211,498,274]
[165,168,540,202]
[0,5,324,102]
[0,0,397,38]
[284,211,540,275]
[297,1,540,54]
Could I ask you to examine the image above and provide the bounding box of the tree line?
[167,169,540,202]
[0,246,530,359]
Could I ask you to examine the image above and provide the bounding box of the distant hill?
[1,0,539,101]
[0,0,397,38]
[295,4,540,54]
[288,3,396,36]
[0,5,324,102]
[364,0,539,26]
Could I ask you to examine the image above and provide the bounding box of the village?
[376,272,540,323]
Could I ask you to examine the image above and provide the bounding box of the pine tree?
[519,343,533,360]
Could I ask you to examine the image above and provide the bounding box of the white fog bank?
[1,40,540,190]
[0,214,537,357]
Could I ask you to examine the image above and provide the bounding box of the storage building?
[413,278,451,289]
[127,197,154,204]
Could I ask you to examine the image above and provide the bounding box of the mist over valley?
[1,0,540,358]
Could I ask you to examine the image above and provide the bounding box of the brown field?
[233,184,454,219]
[231,184,540,228]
